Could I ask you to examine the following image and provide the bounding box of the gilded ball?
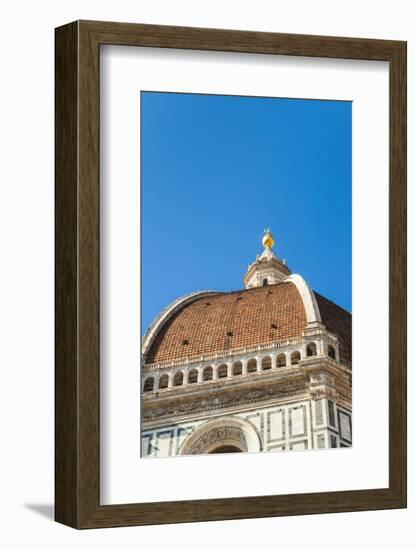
[262,232,275,249]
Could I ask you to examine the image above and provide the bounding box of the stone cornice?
[142,375,309,427]
[143,364,306,402]
[300,356,352,378]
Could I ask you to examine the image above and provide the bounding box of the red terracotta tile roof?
[314,292,352,366]
[145,283,307,364]
[145,283,352,368]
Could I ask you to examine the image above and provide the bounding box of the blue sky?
[141,92,352,333]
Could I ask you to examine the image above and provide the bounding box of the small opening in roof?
[181,339,189,345]
[226,331,234,337]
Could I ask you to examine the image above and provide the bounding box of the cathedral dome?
[143,231,351,370]
[145,282,306,365]
[143,279,351,368]
[141,231,352,459]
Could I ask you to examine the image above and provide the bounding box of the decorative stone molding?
[179,417,261,455]
[142,379,308,422]
[308,370,337,400]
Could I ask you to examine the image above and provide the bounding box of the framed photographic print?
[55,20,407,528]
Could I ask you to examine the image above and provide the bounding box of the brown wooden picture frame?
[55,20,407,529]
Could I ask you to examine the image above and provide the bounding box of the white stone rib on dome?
[284,274,322,324]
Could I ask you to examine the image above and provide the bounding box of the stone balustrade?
[142,338,340,394]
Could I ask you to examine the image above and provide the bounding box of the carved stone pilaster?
[308,371,337,400]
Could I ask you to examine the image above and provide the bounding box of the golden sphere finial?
[262,228,275,249]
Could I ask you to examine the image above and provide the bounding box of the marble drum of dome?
[141,229,352,459]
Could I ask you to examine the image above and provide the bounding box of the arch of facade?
[179,416,261,455]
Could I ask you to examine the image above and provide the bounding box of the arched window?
[262,356,272,370]
[159,373,169,389]
[174,371,183,386]
[233,361,242,376]
[188,369,198,384]
[247,358,257,373]
[307,342,317,357]
[218,364,228,378]
[203,366,213,381]
[328,344,336,360]
[263,278,268,286]
[291,351,301,365]
[277,353,286,367]
[143,377,154,392]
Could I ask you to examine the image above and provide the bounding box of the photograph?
[140,91,352,457]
